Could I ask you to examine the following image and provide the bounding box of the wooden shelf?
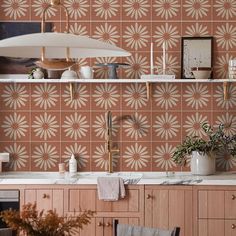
[0,75,235,83]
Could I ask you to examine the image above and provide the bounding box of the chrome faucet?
[105,111,119,173]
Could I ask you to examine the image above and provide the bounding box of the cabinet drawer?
[198,219,236,236]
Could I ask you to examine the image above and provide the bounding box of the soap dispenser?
[69,154,77,173]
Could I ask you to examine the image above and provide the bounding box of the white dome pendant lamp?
[0,0,131,72]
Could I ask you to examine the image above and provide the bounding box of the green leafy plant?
[28,68,37,79]
[172,123,236,165]
[0,202,94,236]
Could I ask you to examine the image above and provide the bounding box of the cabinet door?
[68,187,140,214]
[198,219,236,236]
[225,220,236,236]
[68,189,96,213]
[79,217,140,236]
[198,190,224,219]
[24,189,64,216]
[225,191,236,218]
[96,189,140,212]
[145,189,169,229]
[145,187,192,236]
[198,219,224,236]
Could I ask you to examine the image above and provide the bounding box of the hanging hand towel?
[97,177,126,201]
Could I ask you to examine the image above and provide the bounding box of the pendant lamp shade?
[0,32,131,59]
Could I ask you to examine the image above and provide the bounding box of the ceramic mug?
[80,66,94,79]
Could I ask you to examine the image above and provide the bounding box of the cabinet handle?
[97,222,103,227]
[232,195,236,200]
[42,193,49,199]
[232,224,236,229]
[146,194,152,199]
[105,222,111,227]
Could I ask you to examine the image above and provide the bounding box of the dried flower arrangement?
[0,202,94,236]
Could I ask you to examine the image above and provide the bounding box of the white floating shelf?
[0,74,235,83]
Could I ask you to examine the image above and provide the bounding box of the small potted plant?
[172,123,236,175]
[0,202,94,236]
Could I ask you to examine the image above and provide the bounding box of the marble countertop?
[0,171,236,185]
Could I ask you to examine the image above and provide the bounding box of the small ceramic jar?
[33,68,44,79]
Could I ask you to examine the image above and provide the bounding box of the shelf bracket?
[223,82,229,100]
[69,83,76,101]
[146,82,151,100]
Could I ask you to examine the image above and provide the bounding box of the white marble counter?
[0,171,236,185]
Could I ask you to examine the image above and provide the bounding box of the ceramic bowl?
[191,67,212,80]
[60,69,78,79]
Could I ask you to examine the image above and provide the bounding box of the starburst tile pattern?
[182,83,211,110]
[32,142,59,171]
[122,142,151,171]
[0,83,30,110]
[0,81,235,171]
[1,0,236,171]
[92,142,119,171]
[1,0,29,20]
[152,142,177,171]
[122,112,151,141]
[61,142,90,171]
[153,0,181,20]
[1,112,29,141]
[3,142,29,171]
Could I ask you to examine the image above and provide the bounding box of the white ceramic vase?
[191,151,215,175]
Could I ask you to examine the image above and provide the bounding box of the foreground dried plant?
[0,203,94,236]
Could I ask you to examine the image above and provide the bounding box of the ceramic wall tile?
[61,111,91,142]
[121,141,151,172]
[182,83,213,111]
[0,0,31,21]
[31,142,60,171]
[181,111,212,138]
[61,141,91,171]
[90,0,122,21]
[122,0,152,21]
[152,0,181,21]
[181,0,213,21]
[31,83,61,111]
[152,111,182,142]
[151,141,180,172]
[31,111,61,142]
[152,82,182,111]
[0,83,30,111]
[30,0,61,21]
[92,21,122,47]
[121,111,152,142]
[0,142,30,171]
[60,83,91,111]
[61,0,91,22]
[1,0,236,171]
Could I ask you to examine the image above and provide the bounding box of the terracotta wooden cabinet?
[79,217,140,236]
[64,185,144,236]
[24,188,64,216]
[196,186,236,236]
[145,185,193,236]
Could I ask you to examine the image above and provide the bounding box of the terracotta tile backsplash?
[0,0,236,172]
[0,82,235,172]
